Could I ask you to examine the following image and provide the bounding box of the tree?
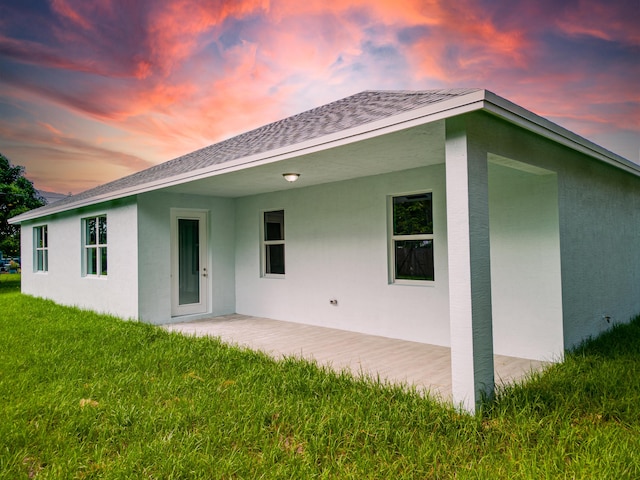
[0,153,45,257]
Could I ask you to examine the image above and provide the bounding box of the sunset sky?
[1,0,638,195]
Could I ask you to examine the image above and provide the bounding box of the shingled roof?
[11,87,638,223]
[16,89,480,219]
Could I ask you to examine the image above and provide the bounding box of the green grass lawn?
[1,273,639,479]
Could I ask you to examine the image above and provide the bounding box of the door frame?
[170,208,209,317]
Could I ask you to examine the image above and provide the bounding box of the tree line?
[1,153,45,257]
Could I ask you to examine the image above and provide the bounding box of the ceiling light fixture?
[282,173,301,182]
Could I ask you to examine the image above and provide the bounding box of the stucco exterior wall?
[136,191,236,324]
[465,112,640,352]
[556,156,640,347]
[20,198,139,319]
[488,160,563,360]
[234,166,452,346]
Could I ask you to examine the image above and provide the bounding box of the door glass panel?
[178,219,200,305]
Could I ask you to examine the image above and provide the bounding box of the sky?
[0,0,638,195]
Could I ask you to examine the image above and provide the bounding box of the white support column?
[445,116,494,413]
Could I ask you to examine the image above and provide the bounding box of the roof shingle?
[17,89,481,219]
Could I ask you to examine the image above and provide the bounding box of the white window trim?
[261,209,285,278]
[388,192,435,286]
[82,214,107,277]
[33,225,48,273]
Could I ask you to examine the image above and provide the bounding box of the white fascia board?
[482,91,640,177]
[10,91,487,224]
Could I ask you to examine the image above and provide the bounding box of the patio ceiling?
[164,120,445,198]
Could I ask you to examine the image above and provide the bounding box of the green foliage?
[1,283,639,478]
[393,193,433,235]
[0,153,45,256]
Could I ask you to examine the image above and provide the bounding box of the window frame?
[33,224,48,273]
[388,191,435,285]
[261,209,285,278]
[82,214,108,277]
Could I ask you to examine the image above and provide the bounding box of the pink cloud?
[117,41,292,157]
[0,117,155,192]
[1,0,638,194]
[555,0,640,44]
[0,36,98,73]
[397,2,531,82]
[50,0,93,30]
[141,0,269,77]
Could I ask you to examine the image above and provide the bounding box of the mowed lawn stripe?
[1,274,638,479]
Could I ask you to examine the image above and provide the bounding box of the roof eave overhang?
[10,91,488,223]
[481,91,640,177]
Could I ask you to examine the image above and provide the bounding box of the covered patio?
[163,314,549,402]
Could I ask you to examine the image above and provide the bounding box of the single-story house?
[10,89,640,412]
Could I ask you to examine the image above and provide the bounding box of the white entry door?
[171,210,208,316]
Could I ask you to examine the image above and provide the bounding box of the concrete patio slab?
[163,314,549,402]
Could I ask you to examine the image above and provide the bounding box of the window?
[84,215,107,276]
[34,225,48,272]
[391,193,434,282]
[263,210,285,276]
